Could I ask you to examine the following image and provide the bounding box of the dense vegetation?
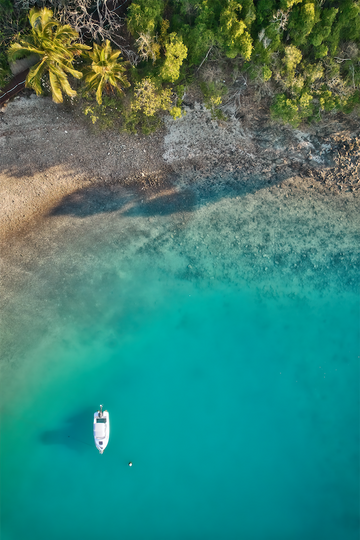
[1,0,359,130]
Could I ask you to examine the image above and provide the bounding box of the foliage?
[169,105,183,119]
[132,76,172,116]
[219,0,255,59]
[127,0,164,37]
[287,1,316,46]
[7,7,90,103]
[82,40,130,105]
[84,105,99,124]
[13,0,130,59]
[2,0,360,129]
[159,31,188,82]
[257,0,360,123]
[0,0,28,86]
[200,80,227,119]
[81,95,124,131]
[283,45,302,81]
[271,92,313,127]
[0,47,11,87]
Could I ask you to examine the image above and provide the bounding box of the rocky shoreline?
[164,101,359,192]
[0,92,359,246]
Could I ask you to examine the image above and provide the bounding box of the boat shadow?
[39,408,93,452]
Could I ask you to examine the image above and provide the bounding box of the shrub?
[132,76,172,116]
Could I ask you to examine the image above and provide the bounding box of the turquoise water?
[0,179,359,539]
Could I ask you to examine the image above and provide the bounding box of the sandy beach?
[1,91,359,238]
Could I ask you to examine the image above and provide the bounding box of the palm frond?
[107,74,117,86]
[29,7,54,31]
[73,44,92,56]
[91,64,107,76]
[108,51,121,63]
[62,63,83,79]
[103,40,112,56]
[49,70,63,103]
[54,25,80,45]
[7,43,42,62]
[26,59,47,95]
[96,75,106,105]
[51,66,77,99]
[84,72,100,86]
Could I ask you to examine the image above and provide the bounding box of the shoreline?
[1,95,359,366]
[1,93,359,246]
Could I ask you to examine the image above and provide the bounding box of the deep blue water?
[0,181,359,540]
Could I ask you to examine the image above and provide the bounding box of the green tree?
[283,44,302,81]
[326,0,360,55]
[271,91,313,126]
[219,0,255,59]
[180,0,220,65]
[309,7,338,48]
[83,40,130,105]
[287,1,316,46]
[0,0,29,86]
[127,0,164,37]
[159,31,188,82]
[7,7,89,103]
[280,0,302,9]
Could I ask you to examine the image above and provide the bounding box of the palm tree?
[8,7,90,103]
[83,40,130,105]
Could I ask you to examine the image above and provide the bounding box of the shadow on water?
[39,408,93,451]
[48,174,277,219]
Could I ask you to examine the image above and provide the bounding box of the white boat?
[93,405,110,454]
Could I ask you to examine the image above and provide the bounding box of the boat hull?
[93,410,110,454]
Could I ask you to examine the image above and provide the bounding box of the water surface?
[1,177,359,540]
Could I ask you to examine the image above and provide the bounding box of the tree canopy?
[83,40,130,105]
[1,0,359,127]
[7,7,90,103]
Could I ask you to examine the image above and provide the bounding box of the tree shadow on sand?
[49,183,199,218]
[48,174,277,219]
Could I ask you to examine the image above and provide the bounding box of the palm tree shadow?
[49,185,133,217]
[39,408,93,452]
[49,183,198,218]
[123,188,198,217]
[48,171,278,221]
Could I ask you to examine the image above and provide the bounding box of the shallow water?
[0,178,359,540]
